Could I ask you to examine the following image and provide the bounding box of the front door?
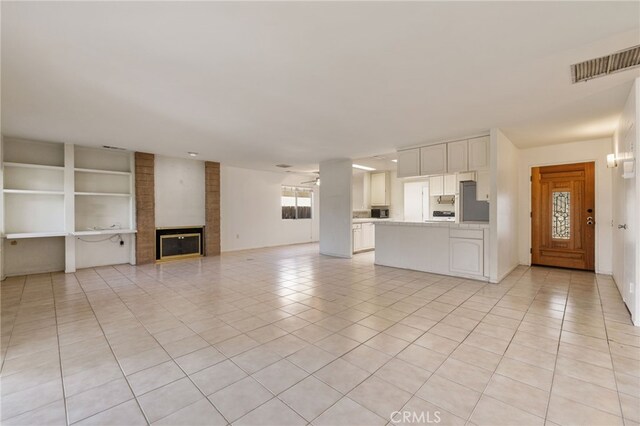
[531,162,595,270]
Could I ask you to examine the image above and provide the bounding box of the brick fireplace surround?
[134,152,221,264]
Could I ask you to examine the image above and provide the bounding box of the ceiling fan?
[301,172,320,186]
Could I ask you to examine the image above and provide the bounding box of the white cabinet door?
[429,175,444,196]
[469,136,490,171]
[370,172,389,206]
[447,140,468,173]
[362,223,375,249]
[353,225,363,252]
[476,170,490,201]
[420,144,447,175]
[444,174,457,195]
[450,238,483,276]
[397,149,420,178]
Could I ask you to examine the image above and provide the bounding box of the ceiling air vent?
[102,145,126,150]
[276,164,292,168]
[571,45,640,83]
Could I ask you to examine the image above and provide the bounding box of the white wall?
[612,78,639,325]
[4,237,65,276]
[319,159,352,258]
[220,166,318,252]
[155,156,205,227]
[75,234,134,269]
[517,138,613,275]
[489,129,520,283]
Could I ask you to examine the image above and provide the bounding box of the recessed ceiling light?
[188,152,198,157]
[391,159,398,163]
[352,164,376,171]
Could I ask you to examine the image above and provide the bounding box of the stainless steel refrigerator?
[460,181,489,222]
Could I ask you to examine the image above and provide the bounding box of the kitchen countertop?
[352,218,391,223]
[376,220,489,229]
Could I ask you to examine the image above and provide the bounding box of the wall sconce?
[606,153,617,168]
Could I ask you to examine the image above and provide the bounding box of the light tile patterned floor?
[1,243,638,426]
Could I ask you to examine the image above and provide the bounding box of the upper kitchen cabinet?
[476,169,490,201]
[468,136,490,171]
[370,171,390,206]
[430,174,456,196]
[396,148,420,178]
[352,172,370,211]
[444,174,457,195]
[420,144,447,175]
[447,140,468,173]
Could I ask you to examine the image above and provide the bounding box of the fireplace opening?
[155,227,204,261]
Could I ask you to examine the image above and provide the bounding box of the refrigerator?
[460,181,489,222]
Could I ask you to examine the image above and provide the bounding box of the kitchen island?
[375,221,490,281]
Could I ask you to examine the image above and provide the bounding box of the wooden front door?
[531,162,595,271]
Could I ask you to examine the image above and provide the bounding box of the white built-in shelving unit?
[1,138,137,278]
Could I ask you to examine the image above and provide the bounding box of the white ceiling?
[2,2,639,172]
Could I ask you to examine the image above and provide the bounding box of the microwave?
[371,208,389,218]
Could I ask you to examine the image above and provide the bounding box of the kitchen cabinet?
[449,228,484,277]
[362,222,375,250]
[444,174,457,195]
[352,172,370,211]
[428,175,444,196]
[429,174,456,196]
[352,224,363,252]
[476,170,490,201]
[447,140,468,173]
[456,172,476,187]
[469,136,490,171]
[420,144,447,176]
[370,172,390,206]
[396,149,420,178]
[353,222,375,252]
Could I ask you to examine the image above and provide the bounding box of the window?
[552,191,570,239]
[282,186,313,219]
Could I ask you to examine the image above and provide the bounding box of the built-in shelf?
[74,168,131,176]
[72,229,137,236]
[74,192,131,197]
[4,232,68,239]
[4,162,65,171]
[3,189,65,195]
[2,140,137,276]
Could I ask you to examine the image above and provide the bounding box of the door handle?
[618,224,627,229]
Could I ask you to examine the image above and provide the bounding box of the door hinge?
[530,175,532,182]
[530,212,532,218]
[530,248,532,254]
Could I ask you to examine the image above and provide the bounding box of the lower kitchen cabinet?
[362,222,375,249]
[353,222,375,253]
[449,234,484,277]
[353,224,363,252]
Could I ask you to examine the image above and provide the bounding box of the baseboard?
[221,240,319,253]
[491,263,520,283]
[320,251,352,259]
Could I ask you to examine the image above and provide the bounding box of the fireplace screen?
[156,227,204,261]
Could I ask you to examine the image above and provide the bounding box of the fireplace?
[155,227,204,261]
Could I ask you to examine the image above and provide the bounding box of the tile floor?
[1,243,639,426]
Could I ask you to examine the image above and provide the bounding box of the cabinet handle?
[618,224,627,229]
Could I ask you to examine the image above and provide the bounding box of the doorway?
[531,162,595,271]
